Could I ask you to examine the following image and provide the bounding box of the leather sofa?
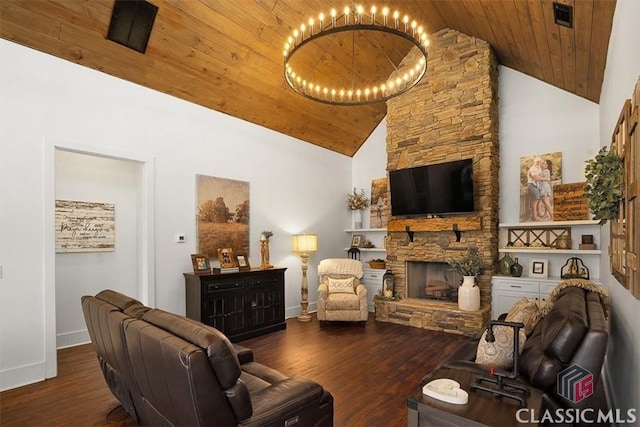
[420,285,609,414]
[82,290,334,426]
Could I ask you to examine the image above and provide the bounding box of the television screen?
[389,159,474,216]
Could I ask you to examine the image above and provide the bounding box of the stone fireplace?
[374,29,499,336]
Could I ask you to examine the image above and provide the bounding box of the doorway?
[43,138,155,378]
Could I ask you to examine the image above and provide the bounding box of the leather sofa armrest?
[246,378,325,425]
[233,344,254,364]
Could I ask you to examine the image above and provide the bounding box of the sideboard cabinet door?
[184,268,287,342]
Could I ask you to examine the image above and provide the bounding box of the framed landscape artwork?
[196,175,249,262]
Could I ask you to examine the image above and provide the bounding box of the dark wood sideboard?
[184,268,286,342]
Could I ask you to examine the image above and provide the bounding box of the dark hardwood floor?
[0,313,468,427]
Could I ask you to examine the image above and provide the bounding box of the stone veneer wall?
[376,29,499,336]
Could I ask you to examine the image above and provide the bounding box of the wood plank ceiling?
[0,0,616,157]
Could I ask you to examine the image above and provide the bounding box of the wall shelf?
[498,248,601,255]
[498,220,600,228]
[344,228,387,233]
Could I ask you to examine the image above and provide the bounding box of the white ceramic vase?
[458,276,480,311]
[353,209,363,229]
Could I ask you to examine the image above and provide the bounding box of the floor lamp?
[292,233,318,322]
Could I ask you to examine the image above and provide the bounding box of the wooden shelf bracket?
[405,226,415,242]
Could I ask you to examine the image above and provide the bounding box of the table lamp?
[292,233,318,322]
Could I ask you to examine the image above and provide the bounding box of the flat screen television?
[389,159,475,216]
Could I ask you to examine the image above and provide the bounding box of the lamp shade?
[292,233,318,254]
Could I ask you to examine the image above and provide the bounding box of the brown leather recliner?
[422,286,609,413]
[81,290,149,423]
[82,290,334,426]
[126,308,333,426]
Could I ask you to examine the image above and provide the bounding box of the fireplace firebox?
[406,261,463,302]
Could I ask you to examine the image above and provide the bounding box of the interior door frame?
[43,137,155,378]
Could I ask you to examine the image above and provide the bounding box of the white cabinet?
[491,276,561,319]
[498,220,601,280]
[362,268,385,312]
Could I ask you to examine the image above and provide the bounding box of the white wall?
[55,150,143,348]
[0,39,351,391]
[597,0,640,418]
[499,66,601,278]
[352,119,388,231]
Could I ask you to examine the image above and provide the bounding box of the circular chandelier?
[283,5,429,106]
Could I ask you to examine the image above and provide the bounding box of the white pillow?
[327,277,355,294]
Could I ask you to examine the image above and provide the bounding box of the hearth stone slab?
[374,298,490,336]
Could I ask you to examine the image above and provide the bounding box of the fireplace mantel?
[388,215,482,233]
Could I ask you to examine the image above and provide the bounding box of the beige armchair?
[317,258,368,323]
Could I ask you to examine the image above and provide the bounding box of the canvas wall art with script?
[55,200,115,253]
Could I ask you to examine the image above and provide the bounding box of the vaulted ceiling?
[0,0,616,156]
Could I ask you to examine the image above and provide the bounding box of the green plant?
[346,188,370,210]
[584,147,624,225]
[447,248,483,278]
[261,230,273,238]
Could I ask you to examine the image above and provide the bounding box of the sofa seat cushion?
[325,293,361,310]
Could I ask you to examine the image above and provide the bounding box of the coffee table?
[407,366,543,427]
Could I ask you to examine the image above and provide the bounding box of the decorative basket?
[368,261,386,269]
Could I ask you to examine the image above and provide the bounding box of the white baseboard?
[285,302,317,319]
[56,329,90,349]
[0,361,46,392]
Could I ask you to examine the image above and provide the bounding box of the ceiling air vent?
[553,2,573,28]
[107,0,158,53]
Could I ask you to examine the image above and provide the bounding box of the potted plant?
[447,248,483,278]
[447,248,483,311]
[346,188,369,229]
[584,147,624,224]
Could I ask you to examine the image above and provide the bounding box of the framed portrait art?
[351,234,363,248]
[191,254,211,274]
[529,259,548,279]
[218,248,236,268]
[236,254,250,270]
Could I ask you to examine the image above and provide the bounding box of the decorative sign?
[553,182,590,221]
[55,200,115,253]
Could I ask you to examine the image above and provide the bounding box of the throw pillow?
[475,326,526,369]
[327,277,355,294]
[505,297,542,336]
